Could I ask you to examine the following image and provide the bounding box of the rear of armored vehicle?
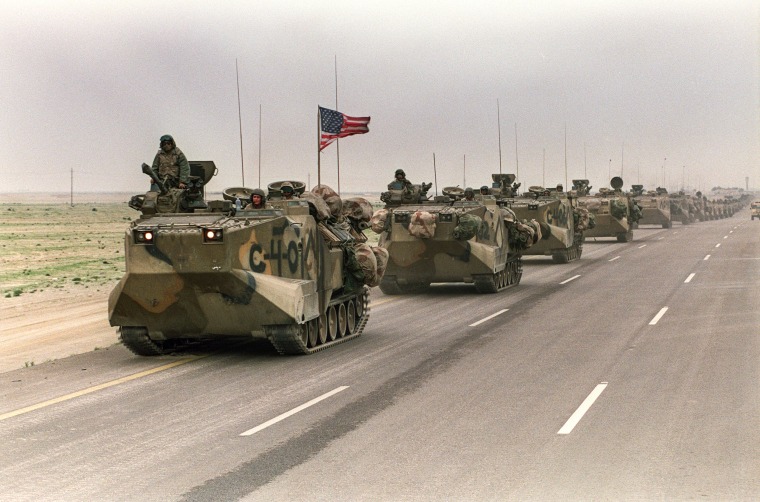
[109,201,369,355]
[581,195,633,241]
[634,194,672,228]
[507,196,582,262]
[378,202,520,293]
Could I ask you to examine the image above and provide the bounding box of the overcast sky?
[1,0,758,195]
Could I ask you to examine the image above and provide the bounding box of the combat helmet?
[394,169,406,177]
[159,134,175,147]
[250,188,267,202]
[280,181,295,197]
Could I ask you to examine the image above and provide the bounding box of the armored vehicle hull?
[578,178,640,242]
[375,199,529,294]
[503,195,583,263]
[581,209,632,241]
[111,174,383,356]
[669,194,697,224]
[634,193,671,228]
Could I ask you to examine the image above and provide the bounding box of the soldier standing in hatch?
[463,187,475,201]
[280,181,297,200]
[151,134,189,191]
[388,169,413,190]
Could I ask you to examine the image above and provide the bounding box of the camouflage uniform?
[388,169,412,190]
[151,136,190,187]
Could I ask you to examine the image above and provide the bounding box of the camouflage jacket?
[152,147,190,183]
[388,179,412,190]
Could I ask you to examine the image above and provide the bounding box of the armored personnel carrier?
[577,177,641,242]
[110,163,386,355]
[631,186,672,228]
[669,191,697,224]
[373,178,539,294]
[497,176,588,263]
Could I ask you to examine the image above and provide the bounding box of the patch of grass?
[0,202,133,296]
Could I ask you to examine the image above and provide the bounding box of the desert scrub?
[0,202,133,296]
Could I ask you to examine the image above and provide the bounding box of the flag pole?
[317,106,321,187]
[236,58,245,186]
[334,54,340,195]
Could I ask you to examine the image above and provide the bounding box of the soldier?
[151,134,189,190]
[463,187,475,201]
[244,188,269,209]
[388,169,412,190]
[480,186,490,196]
[280,181,297,200]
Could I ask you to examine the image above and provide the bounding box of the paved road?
[1,214,757,501]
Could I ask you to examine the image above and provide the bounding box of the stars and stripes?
[319,106,370,151]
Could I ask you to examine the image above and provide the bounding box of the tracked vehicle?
[110,163,384,355]
[632,186,672,228]
[497,175,587,264]
[578,177,640,242]
[669,191,697,224]
[373,179,538,294]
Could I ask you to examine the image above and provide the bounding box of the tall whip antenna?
[236,58,245,186]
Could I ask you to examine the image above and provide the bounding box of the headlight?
[202,228,223,243]
[133,229,156,244]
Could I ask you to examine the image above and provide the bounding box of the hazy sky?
[1,0,758,195]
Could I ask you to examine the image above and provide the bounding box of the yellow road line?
[0,356,206,422]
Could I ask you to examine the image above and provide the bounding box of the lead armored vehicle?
[497,175,588,263]
[110,163,386,355]
[578,177,641,242]
[632,186,672,228]
[372,178,539,294]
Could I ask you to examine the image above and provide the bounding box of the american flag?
[319,106,370,151]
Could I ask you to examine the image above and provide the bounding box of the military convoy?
[371,175,541,293]
[110,162,387,356]
[577,177,641,242]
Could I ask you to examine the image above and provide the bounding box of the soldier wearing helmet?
[479,186,490,196]
[464,187,475,201]
[151,134,190,190]
[244,188,270,209]
[280,181,297,200]
[388,169,413,190]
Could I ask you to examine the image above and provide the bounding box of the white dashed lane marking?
[558,383,608,435]
[240,386,349,436]
[469,309,509,327]
[649,307,669,325]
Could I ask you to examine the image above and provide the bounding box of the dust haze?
[1,0,757,195]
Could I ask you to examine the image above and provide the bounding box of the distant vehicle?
[373,178,540,293]
[110,162,386,355]
[751,201,760,220]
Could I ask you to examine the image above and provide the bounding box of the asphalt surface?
[1,212,758,501]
